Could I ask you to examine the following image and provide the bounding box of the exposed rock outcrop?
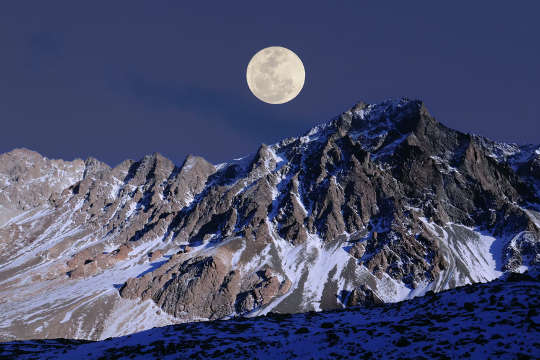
[1,98,539,341]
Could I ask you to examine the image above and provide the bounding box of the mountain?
[2,272,538,359]
[0,98,539,342]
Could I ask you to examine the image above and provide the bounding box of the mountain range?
[0,98,538,351]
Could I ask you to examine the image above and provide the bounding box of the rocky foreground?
[0,98,539,341]
[1,272,538,359]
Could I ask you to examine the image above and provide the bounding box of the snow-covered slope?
[0,98,538,342]
[1,273,538,359]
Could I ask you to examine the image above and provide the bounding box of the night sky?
[1,2,539,167]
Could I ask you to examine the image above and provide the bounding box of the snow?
[419,218,503,289]
[0,211,84,273]
[477,136,522,162]
[263,223,418,312]
[300,234,351,311]
[100,298,178,339]
[449,224,502,282]
[405,279,432,299]
[292,193,308,215]
[267,146,287,172]
[214,162,227,171]
[108,178,123,199]
[229,238,246,268]
[5,275,536,360]
[299,123,328,144]
[0,236,175,340]
[124,201,137,218]
[58,293,104,324]
[370,133,408,159]
[181,157,196,172]
[237,242,271,276]
[523,208,540,228]
[1,206,51,227]
[429,155,460,174]
[0,97,537,347]
[0,186,183,340]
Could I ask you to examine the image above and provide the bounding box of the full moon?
[246,46,305,104]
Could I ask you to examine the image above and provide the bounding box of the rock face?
[345,285,383,307]
[0,149,89,228]
[120,255,289,320]
[0,98,539,341]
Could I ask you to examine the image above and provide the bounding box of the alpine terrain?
[0,98,539,355]
[2,273,538,359]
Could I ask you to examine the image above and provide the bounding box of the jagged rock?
[114,244,132,260]
[0,148,87,212]
[504,232,540,272]
[346,285,383,306]
[279,278,292,295]
[349,242,366,259]
[1,98,539,341]
[149,250,164,262]
[152,256,234,319]
[69,260,99,279]
[233,268,288,314]
[67,244,132,278]
[67,248,95,270]
[166,155,216,207]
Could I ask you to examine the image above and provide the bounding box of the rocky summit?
[0,98,539,343]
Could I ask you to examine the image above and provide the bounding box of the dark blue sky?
[1,1,539,166]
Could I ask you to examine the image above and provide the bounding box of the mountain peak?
[0,99,538,342]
